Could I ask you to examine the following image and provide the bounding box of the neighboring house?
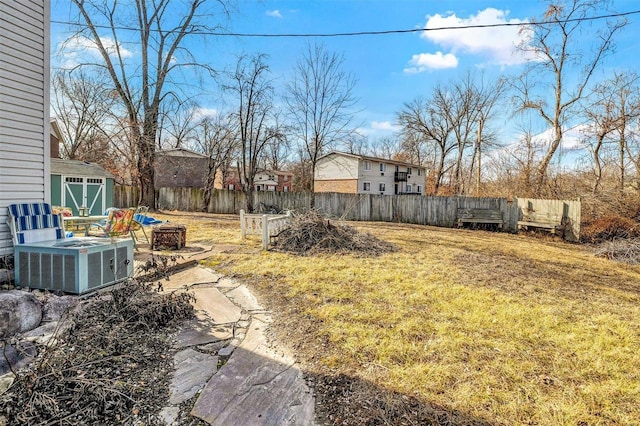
[315,151,427,195]
[0,1,51,257]
[154,148,208,188]
[215,167,293,192]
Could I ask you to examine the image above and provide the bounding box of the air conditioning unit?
[14,238,134,294]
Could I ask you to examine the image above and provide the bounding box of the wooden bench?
[518,213,564,234]
[456,208,503,228]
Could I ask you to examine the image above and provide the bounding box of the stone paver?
[159,264,315,426]
[168,348,218,405]
[191,287,242,325]
[174,320,233,348]
[225,285,265,311]
[163,267,221,290]
[191,319,315,425]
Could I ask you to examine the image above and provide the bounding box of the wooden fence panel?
[516,198,581,241]
[113,186,140,208]
[117,186,580,239]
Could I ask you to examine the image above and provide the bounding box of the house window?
[364,161,371,171]
[418,169,422,176]
[228,184,234,190]
[406,184,412,193]
[379,163,386,172]
[284,186,289,192]
[379,182,386,192]
[417,185,422,193]
[363,182,371,191]
[269,175,275,180]
[407,167,412,175]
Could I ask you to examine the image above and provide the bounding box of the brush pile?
[272,210,396,256]
[0,278,195,425]
[595,237,640,264]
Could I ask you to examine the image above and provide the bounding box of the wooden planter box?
[152,224,186,250]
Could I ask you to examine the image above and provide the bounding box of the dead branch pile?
[581,215,640,243]
[273,210,397,256]
[0,279,195,425]
[595,238,640,264]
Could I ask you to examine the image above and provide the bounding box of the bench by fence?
[240,209,292,250]
[456,208,504,228]
[518,212,564,234]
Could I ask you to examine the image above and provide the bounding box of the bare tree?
[191,112,237,210]
[397,95,455,194]
[51,69,116,160]
[157,97,200,150]
[513,0,627,192]
[285,43,358,204]
[226,54,282,212]
[69,0,230,208]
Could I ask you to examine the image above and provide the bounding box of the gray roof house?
[0,0,51,257]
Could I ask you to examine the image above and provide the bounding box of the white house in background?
[314,151,427,195]
[0,0,51,257]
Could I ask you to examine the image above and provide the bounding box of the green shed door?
[63,177,106,215]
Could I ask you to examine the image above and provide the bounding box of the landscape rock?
[0,341,37,376]
[0,290,42,337]
[42,295,78,322]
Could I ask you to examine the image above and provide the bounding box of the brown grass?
[154,212,640,425]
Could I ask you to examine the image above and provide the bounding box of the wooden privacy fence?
[114,186,581,241]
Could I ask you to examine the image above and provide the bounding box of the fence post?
[240,209,246,238]
[262,214,268,250]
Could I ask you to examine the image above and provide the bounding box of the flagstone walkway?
[154,257,315,426]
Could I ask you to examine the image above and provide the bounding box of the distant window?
[407,167,412,175]
[284,186,289,192]
[269,175,275,180]
[364,161,371,171]
[228,184,234,190]
[363,182,371,191]
[379,182,386,192]
[417,185,422,193]
[395,165,399,172]
[418,169,422,176]
[406,184,412,192]
[380,163,386,172]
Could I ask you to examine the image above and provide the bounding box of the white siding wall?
[316,154,359,180]
[0,0,50,255]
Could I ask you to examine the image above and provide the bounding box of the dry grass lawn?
[155,211,640,425]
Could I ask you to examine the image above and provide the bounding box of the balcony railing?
[394,171,408,182]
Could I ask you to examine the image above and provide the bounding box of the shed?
[50,159,114,216]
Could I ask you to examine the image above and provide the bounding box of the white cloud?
[266,10,283,18]
[532,125,588,150]
[420,8,534,66]
[371,121,400,131]
[404,52,458,73]
[193,107,220,119]
[59,35,133,68]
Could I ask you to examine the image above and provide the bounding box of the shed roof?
[156,148,207,158]
[50,158,114,178]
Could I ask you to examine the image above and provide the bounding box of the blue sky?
[50,0,640,150]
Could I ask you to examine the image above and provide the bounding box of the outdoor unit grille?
[14,238,134,294]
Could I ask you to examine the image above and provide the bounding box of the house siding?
[314,179,358,194]
[0,0,50,256]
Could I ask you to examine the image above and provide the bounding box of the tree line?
[53,0,639,213]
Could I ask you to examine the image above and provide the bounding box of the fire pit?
[151,224,186,250]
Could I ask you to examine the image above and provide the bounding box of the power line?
[50,9,640,38]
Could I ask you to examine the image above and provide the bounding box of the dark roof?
[156,148,207,158]
[50,158,113,178]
